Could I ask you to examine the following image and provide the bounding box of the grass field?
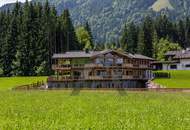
[0,91,189,129]
[0,77,47,90]
[154,70,190,88]
[0,77,189,129]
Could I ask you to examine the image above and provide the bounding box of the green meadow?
[0,91,190,130]
[0,77,47,91]
[0,76,189,129]
[154,70,190,88]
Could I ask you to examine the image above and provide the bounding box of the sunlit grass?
[0,91,189,129]
[0,76,189,129]
[0,77,47,91]
[154,70,190,88]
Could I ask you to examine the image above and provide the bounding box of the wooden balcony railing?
[139,65,148,68]
[122,64,133,68]
[52,63,153,70]
[52,65,71,70]
[133,64,139,68]
[84,64,104,68]
[48,76,84,81]
[122,75,133,79]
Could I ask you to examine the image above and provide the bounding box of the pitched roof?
[165,51,181,56]
[52,50,154,60]
[132,54,154,60]
[91,50,133,58]
[165,49,190,59]
[152,60,180,64]
[174,51,190,59]
[52,51,100,59]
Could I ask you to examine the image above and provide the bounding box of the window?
[105,58,113,66]
[116,58,123,64]
[185,64,190,68]
[170,65,177,69]
[95,58,104,64]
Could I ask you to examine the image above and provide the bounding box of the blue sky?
[0,0,31,7]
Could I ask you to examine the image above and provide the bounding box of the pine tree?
[142,16,154,57]
[56,20,66,53]
[120,22,138,53]
[0,10,15,76]
[177,20,186,48]
[85,22,94,49]
[60,9,80,51]
[137,27,145,54]
[153,30,159,59]
[16,0,33,76]
[41,1,57,75]
[120,25,128,51]
[184,17,190,47]
[155,15,172,39]
[0,12,6,75]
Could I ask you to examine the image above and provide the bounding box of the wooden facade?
[48,50,154,88]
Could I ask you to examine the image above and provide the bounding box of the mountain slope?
[1,0,190,43]
[151,0,174,12]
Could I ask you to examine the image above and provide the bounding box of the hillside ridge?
[1,0,190,43]
[150,0,174,12]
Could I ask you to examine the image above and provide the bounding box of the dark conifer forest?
[0,1,85,76]
[0,1,190,76]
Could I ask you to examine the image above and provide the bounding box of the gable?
[91,50,132,59]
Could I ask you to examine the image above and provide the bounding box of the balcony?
[139,65,148,68]
[52,65,71,70]
[122,63,133,68]
[122,75,134,79]
[133,64,140,68]
[48,74,151,82]
[88,76,103,80]
[72,64,84,68]
[52,63,153,71]
[48,76,84,82]
[84,64,103,68]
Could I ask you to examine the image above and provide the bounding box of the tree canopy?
[0,1,94,77]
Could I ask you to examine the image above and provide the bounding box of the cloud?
[0,0,32,7]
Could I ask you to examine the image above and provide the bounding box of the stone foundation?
[48,80,147,89]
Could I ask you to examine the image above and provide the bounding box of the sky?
[0,0,31,7]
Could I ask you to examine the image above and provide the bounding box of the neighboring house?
[152,48,190,70]
[48,50,154,88]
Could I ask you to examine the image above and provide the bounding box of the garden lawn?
[0,77,47,91]
[0,91,189,130]
[154,70,190,88]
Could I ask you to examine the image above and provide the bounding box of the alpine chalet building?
[48,50,154,88]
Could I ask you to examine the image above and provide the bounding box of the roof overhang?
[151,60,180,64]
[91,50,134,59]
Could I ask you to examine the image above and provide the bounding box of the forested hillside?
[1,0,190,43]
[1,0,190,77]
[0,1,93,77]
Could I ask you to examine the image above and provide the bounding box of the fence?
[13,84,190,92]
[13,81,45,90]
[153,72,171,78]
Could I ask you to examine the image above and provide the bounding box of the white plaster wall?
[163,64,169,70]
[162,59,190,70]
[162,63,180,70]
[179,59,190,70]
